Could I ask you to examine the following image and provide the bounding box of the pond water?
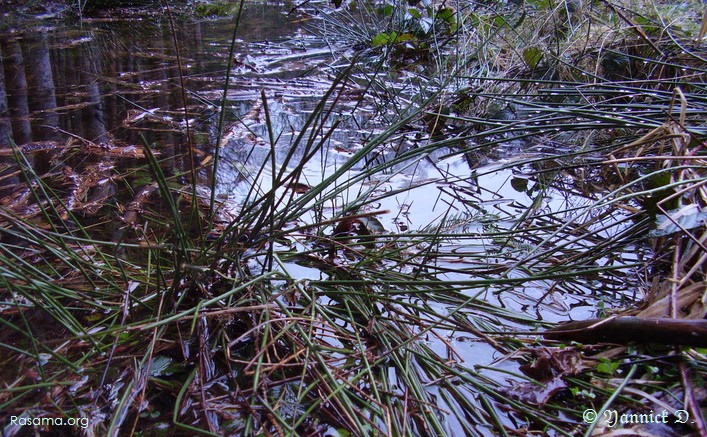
[0,2,646,434]
[0,2,320,158]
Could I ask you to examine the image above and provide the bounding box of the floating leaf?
[286,182,310,194]
[650,204,707,237]
[503,377,567,407]
[511,177,529,192]
[359,215,386,234]
[149,356,173,377]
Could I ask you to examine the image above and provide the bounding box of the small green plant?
[596,358,622,375]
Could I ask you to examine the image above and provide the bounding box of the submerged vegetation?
[1,0,707,435]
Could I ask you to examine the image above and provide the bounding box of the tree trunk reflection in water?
[0,37,31,146]
[24,33,59,174]
[25,33,59,140]
[0,42,17,193]
[0,43,11,148]
[80,43,108,143]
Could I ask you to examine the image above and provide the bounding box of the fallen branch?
[544,317,707,347]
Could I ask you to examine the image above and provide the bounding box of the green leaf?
[596,358,620,375]
[371,33,389,46]
[527,0,551,8]
[493,15,508,27]
[371,31,398,46]
[437,7,455,23]
[523,47,543,69]
[397,33,414,42]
